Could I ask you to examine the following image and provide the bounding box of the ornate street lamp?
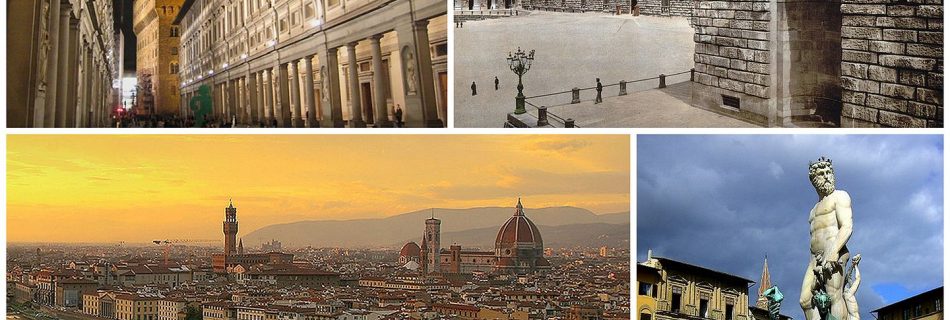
[507,47,535,114]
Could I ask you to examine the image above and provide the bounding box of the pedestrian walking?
[494,76,499,90]
[595,78,603,104]
[471,81,477,96]
[394,105,404,128]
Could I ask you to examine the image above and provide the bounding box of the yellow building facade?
[115,293,160,320]
[133,0,184,115]
[638,255,755,320]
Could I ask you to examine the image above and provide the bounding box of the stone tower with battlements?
[223,199,238,257]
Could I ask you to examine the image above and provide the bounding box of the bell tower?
[223,198,238,257]
[424,212,441,273]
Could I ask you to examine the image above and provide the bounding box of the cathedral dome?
[400,242,421,258]
[495,198,543,247]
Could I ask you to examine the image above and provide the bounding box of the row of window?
[662,290,733,320]
[180,1,324,76]
[159,5,180,16]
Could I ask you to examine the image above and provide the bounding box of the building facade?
[7,0,118,127]
[174,0,447,128]
[638,254,754,320]
[873,287,943,320]
[133,0,185,116]
[115,293,160,320]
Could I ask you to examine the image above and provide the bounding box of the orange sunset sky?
[8,134,629,243]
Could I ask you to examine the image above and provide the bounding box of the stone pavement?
[541,81,760,127]
[454,11,696,127]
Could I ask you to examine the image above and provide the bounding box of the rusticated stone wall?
[639,0,693,16]
[839,1,943,127]
[690,0,775,124]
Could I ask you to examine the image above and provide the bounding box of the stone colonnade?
[7,0,117,128]
[178,0,446,128]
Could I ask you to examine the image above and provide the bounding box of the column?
[101,68,108,126]
[411,20,442,127]
[345,42,364,128]
[79,43,92,127]
[324,48,344,127]
[248,72,259,126]
[221,81,229,122]
[86,49,94,127]
[65,17,80,127]
[256,71,265,125]
[54,3,72,127]
[227,79,236,124]
[39,0,63,127]
[237,77,246,125]
[369,35,391,128]
[289,60,302,128]
[302,55,317,127]
[276,63,291,127]
[217,82,223,121]
[262,69,274,126]
[396,20,443,127]
[90,64,99,127]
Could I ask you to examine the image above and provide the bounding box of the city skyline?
[8,134,629,243]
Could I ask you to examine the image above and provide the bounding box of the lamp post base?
[515,95,526,114]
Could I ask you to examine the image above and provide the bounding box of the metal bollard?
[537,106,549,127]
[564,118,575,128]
[690,68,695,82]
[619,80,627,96]
[571,88,581,104]
[658,74,666,88]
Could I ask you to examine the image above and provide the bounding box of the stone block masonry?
[639,0,693,16]
[690,0,775,124]
[840,1,943,127]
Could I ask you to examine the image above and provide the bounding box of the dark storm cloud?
[637,135,943,319]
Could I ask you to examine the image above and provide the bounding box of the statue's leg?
[800,258,819,320]
[829,251,850,320]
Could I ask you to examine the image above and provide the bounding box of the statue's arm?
[830,191,854,262]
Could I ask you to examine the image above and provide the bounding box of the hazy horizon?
[6,204,630,245]
[8,135,630,243]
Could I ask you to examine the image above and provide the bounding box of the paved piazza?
[454,12,696,127]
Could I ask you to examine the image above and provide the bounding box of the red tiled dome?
[400,242,421,258]
[495,198,543,246]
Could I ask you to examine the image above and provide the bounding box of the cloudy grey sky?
[637,135,943,319]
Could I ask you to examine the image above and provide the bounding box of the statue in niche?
[403,46,417,95]
[321,66,329,101]
[37,0,51,93]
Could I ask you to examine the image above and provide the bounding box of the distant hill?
[241,206,630,248]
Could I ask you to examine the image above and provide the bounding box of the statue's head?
[808,157,835,197]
